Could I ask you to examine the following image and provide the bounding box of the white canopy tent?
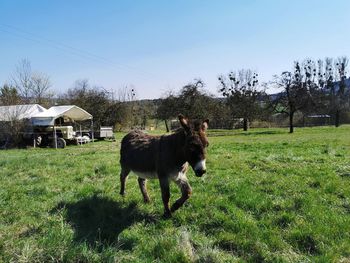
[31,105,94,148]
[0,104,47,122]
[31,105,92,126]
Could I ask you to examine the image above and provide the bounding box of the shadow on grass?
[52,195,156,249]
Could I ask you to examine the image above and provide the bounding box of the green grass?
[1,126,350,262]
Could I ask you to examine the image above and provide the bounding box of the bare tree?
[117,85,137,102]
[317,57,349,127]
[219,69,262,131]
[271,60,317,133]
[334,57,349,127]
[299,59,322,125]
[11,59,33,102]
[10,59,53,105]
[31,72,52,105]
[74,79,89,91]
[116,85,140,127]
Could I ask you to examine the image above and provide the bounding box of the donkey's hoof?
[120,191,126,196]
[170,204,180,213]
[162,211,172,219]
[144,198,151,203]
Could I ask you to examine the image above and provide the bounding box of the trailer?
[75,126,115,142]
[94,126,115,140]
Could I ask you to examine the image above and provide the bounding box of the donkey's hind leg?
[138,177,150,203]
[119,167,130,196]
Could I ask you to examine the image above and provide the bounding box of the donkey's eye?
[189,143,200,151]
[190,144,199,150]
[189,141,198,147]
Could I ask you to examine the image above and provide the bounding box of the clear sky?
[1,0,350,99]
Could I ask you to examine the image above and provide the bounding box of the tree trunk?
[289,112,294,133]
[335,110,340,127]
[164,120,169,132]
[243,118,248,131]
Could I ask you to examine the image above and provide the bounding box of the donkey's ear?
[201,119,209,132]
[178,114,191,134]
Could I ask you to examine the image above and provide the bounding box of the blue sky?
[1,0,350,99]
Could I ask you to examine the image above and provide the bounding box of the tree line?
[1,57,350,133]
[158,57,350,133]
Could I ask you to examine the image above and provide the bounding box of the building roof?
[0,104,47,121]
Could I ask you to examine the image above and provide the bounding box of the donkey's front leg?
[171,177,192,213]
[159,177,171,217]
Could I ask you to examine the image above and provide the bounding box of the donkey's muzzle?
[195,169,206,177]
[194,159,206,177]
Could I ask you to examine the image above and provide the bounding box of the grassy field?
[1,126,350,262]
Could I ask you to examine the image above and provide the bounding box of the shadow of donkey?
[52,195,156,249]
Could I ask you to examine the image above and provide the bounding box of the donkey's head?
[178,114,209,177]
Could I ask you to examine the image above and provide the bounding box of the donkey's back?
[120,130,160,173]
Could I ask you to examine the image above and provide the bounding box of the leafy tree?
[60,79,111,127]
[60,80,139,130]
[0,84,21,105]
[157,79,221,131]
[156,92,178,132]
[103,101,130,131]
[206,98,232,129]
[176,80,213,120]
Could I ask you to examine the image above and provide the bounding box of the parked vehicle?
[31,105,94,148]
[33,125,76,148]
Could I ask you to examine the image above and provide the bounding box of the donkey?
[119,114,209,217]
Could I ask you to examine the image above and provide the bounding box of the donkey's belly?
[133,170,158,179]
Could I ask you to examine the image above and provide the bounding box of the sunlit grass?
[1,126,350,262]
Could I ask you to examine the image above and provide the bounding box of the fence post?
[91,119,94,143]
[54,126,57,149]
[79,124,82,145]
